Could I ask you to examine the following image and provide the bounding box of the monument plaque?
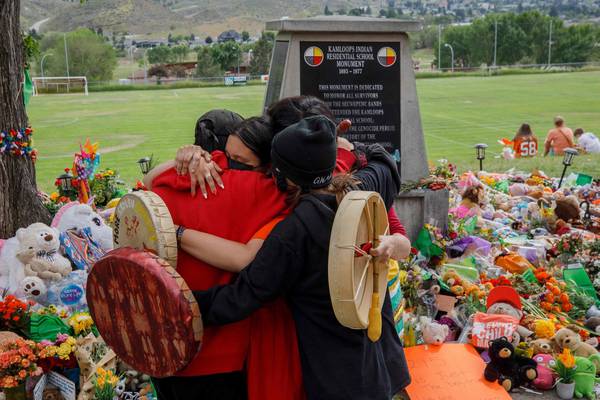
[264,17,449,240]
[299,42,401,158]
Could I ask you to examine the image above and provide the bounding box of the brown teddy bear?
[530,338,554,355]
[553,327,600,371]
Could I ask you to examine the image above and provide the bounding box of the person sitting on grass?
[544,116,574,156]
[512,123,538,158]
[574,128,600,154]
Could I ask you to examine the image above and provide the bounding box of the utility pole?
[548,19,553,67]
[493,19,498,67]
[438,24,441,70]
[63,33,70,92]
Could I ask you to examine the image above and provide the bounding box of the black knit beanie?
[194,109,243,151]
[271,115,337,190]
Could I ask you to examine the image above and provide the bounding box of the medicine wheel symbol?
[377,47,397,67]
[304,46,324,67]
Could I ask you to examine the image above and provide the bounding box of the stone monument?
[264,16,449,240]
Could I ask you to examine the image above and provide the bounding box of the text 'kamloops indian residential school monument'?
[263,16,449,240]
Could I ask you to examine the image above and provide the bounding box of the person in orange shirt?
[544,116,574,156]
[512,123,538,158]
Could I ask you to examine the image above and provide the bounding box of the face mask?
[228,158,255,171]
[273,168,288,192]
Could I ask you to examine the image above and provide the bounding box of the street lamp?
[40,52,53,80]
[444,43,454,72]
[474,143,488,171]
[557,148,578,189]
[137,156,152,175]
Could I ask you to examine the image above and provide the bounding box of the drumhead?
[328,191,389,329]
[88,248,202,377]
[114,191,177,268]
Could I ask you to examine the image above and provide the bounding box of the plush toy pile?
[398,162,600,399]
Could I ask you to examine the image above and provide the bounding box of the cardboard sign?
[404,343,511,400]
[33,372,75,400]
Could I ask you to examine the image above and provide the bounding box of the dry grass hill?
[22,0,373,37]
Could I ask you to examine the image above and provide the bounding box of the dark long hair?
[513,123,533,141]
[267,96,336,134]
[230,116,273,166]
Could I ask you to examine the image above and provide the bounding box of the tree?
[0,0,51,237]
[171,44,189,62]
[205,36,213,44]
[324,5,333,15]
[148,64,168,84]
[147,44,174,64]
[44,29,116,82]
[241,31,250,42]
[211,41,241,71]
[196,46,222,77]
[249,32,274,75]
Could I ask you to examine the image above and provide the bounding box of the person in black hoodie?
[194,115,410,400]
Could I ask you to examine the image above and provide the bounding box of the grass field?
[28,71,600,192]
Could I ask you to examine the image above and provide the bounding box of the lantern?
[474,143,488,171]
[137,157,152,175]
[57,172,73,192]
[558,148,578,188]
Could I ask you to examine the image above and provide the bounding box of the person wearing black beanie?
[193,114,411,400]
[270,115,337,192]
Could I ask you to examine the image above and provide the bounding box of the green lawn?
[27,71,600,192]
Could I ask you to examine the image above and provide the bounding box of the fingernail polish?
[203,193,207,199]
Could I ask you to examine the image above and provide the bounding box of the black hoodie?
[195,157,410,400]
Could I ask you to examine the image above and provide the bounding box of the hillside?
[22,0,372,37]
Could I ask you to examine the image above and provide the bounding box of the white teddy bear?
[52,202,113,250]
[0,223,72,294]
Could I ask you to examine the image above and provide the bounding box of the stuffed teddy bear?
[530,338,554,355]
[554,195,581,223]
[19,276,48,302]
[484,336,537,392]
[553,327,600,372]
[52,202,113,251]
[16,223,72,282]
[573,355,600,399]
[531,353,556,390]
[0,223,71,294]
[420,317,448,346]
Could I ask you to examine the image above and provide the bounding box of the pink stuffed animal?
[532,353,556,390]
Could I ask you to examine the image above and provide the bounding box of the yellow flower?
[97,367,106,377]
[50,192,59,201]
[558,348,575,369]
[97,377,105,387]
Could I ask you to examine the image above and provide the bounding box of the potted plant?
[552,349,577,399]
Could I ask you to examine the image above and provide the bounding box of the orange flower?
[558,348,575,369]
[18,370,27,379]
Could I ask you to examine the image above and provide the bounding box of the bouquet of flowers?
[551,349,576,384]
[38,333,78,371]
[555,233,584,257]
[90,168,125,207]
[0,339,43,388]
[0,295,31,334]
[68,312,95,336]
[93,368,121,400]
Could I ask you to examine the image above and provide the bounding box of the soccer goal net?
[33,76,89,95]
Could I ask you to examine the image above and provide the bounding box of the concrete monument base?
[393,189,450,242]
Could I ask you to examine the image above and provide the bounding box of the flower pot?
[2,383,26,400]
[556,381,575,400]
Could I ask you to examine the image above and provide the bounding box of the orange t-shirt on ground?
[545,127,574,155]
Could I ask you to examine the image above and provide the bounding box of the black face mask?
[273,168,288,192]
[228,158,255,171]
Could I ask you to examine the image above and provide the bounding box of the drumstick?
[368,200,382,342]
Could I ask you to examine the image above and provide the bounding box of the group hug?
[141,95,413,400]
